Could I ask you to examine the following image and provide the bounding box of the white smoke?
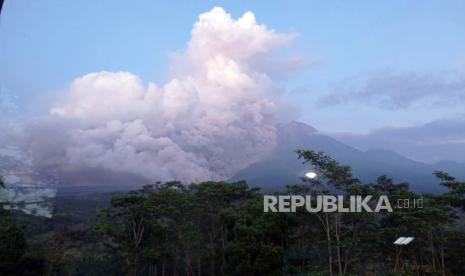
[16,7,301,185]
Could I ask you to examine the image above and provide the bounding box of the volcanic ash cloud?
[23,7,300,185]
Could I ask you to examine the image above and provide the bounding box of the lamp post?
[393,237,414,272]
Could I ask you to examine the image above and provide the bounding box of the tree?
[435,171,465,211]
[296,149,361,275]
[0,176,28,275]
[93,186,154,276]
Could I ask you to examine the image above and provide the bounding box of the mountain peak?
[275,121,318,149]
[278,121,317,135]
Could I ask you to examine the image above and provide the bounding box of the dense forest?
[1,150,465,275]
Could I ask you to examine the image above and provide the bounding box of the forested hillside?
[1,150,464,275]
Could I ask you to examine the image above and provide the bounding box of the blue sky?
[1,0,465,133]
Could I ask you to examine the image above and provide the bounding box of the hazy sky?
[1,0,465,134]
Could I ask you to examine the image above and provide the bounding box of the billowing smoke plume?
[17,7,300,185]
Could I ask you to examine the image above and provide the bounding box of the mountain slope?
[233,122,464,193]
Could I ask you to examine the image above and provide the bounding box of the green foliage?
[296,149,360,188]
[435,171,465,211]
[3,150,465,275]
[0,176,45,275]
[0,216,27,275]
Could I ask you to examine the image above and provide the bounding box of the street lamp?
[394,237,414,245]
[393,236,414,272]
[305,165,318,180]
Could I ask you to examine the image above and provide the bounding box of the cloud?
[334,116,465,163]
[318,71,465,109]
[10,7,301,186]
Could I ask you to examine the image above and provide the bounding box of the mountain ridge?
[233,121,465,193]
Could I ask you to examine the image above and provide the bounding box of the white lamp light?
[394,237,414,245]
[305,165,318,180]
[305,171,318,179]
